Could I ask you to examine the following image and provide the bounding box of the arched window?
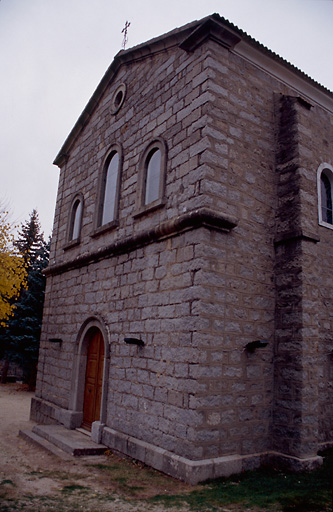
[317,164,333,228]
[101,152,120,225]
[321,173,332,224]
[95,145,122,233]
[135,138,167,216]
[145,148,162,205]
[68,195,83,243]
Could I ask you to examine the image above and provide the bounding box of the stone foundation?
[100,425,323,484]
[31,396,324,483]
[30,397,82,430]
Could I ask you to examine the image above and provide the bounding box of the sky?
[1,0,333,238]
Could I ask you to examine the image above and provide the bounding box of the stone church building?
[31,14,333,483]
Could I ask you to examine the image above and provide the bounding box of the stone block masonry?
[32,14,332,483]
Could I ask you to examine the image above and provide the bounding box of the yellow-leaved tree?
[0,208,27,327]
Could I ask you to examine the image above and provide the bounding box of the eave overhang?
[53,13,333,168]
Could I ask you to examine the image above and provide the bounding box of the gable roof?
[54,13,333,167]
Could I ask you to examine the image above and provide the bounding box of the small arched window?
[95,145,122,233]
[318,164,333,229]
[101,151,120,225]
[145,148,162,205]
[68,195,83,243]
[321,173,332,224]
[135,138,167,216]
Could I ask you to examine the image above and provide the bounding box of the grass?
[148,448,333,511]
[0,448,332,511]
[88,454,189,498]
[29,470,83,481]
[60,483,88,494]
[0,480,16,487]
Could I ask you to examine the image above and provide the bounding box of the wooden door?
[82,331,105,430]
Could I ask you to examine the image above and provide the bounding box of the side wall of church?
[305,104,333,447]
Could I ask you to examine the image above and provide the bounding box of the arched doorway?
[82,329,105,430]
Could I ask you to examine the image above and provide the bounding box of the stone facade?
[31,14,333,483]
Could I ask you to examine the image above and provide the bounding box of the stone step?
[19,428,74,460]
[20,424,107,457]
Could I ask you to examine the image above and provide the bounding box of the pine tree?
[0,210,50,388]
[14,209,44,268]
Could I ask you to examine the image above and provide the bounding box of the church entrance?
[82,330,105,431]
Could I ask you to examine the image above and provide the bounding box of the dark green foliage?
[0,210,50,388]
[60,484,88,494]
[0,480,15,487]
[14,210,44,268]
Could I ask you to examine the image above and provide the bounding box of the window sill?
[63,238,80,250]
[91,220,119,238]
[319,220,333,231]
[133,197,166,219]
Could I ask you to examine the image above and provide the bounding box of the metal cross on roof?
[121,21,131,50]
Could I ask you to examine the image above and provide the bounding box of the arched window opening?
[100,151,120,226]
[321,172,333,225]
[318,164,333,229]
[135,138,167,217]
[145,148,162,205]
[69,198,82,241]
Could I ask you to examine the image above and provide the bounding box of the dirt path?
[0,383,196,511]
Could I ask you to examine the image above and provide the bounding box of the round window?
[111,83,126,114]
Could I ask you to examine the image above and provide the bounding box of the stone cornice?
[45,207,238,277]
[179,17,241,52]
[274,229,320,246]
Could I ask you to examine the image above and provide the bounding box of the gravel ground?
[0,383,196,512]
[0,383,275,512]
